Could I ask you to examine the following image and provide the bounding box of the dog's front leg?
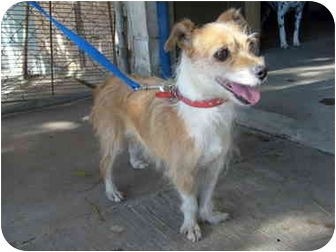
[179,191,201,242]
[277,5,289,48]
[293,6,304,47]
[198,158,229,224]
[170,151,202,242]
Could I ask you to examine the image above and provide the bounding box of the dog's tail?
[75,78,97,89]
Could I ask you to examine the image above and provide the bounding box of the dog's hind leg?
[99,127,124,202]
[293,5,304,47]
[198,158,229,224]
[128,139,149,169]
[277,4,289,48]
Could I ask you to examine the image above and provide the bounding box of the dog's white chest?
[178,103,235,163]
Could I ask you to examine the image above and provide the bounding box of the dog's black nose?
[254,65,267,81]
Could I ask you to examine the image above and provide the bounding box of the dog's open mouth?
[216,78,261,105]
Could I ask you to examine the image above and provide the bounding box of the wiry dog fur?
[90,9,266,242]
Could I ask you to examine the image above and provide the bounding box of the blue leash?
[28,1,142,91]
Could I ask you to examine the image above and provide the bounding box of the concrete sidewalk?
[2,98,334,250]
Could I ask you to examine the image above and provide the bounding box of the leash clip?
[139,82,176,93]
[155,83,178,102]
[139,82,179,102]
[139,84,164,91]
[163,83,176,93]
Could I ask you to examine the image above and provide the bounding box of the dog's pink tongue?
[230,83,260,105]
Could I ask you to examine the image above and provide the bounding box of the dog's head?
[165,9,267,106]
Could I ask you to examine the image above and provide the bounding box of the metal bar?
[107,2,117,64]
[114,1,130,73]
[74,2,86,68]
[23,4,30,79]
[49,1,54,96]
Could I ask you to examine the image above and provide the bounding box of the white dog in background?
[263,2,305,48]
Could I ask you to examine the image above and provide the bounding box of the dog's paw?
[293,41,301,47]
[106,190,124,202]
[180,223,202,242]
[130,159,149,169]
[280,43,289,49]
[200,211,230,225]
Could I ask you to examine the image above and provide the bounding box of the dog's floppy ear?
[216,8,248,30]
[164,19,195,52]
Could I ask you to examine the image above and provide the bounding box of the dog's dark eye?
[214,48,229,61]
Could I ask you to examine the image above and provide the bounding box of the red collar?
[155,88,228,108]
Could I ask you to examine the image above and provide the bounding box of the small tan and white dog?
[89,9,267,242]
